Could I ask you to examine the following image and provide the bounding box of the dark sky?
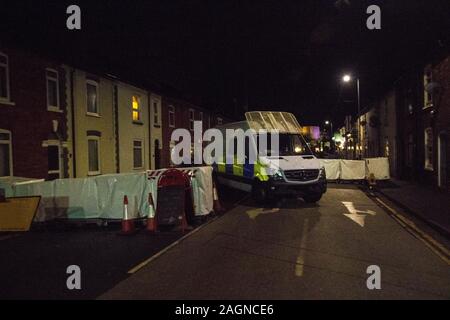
[1,0,449,126]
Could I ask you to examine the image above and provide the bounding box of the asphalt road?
[0,224,184,299]
[100,186,450,299]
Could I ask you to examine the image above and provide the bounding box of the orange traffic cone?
[212,180,224,214]
[146,192,157,232]
[119,195,136,235]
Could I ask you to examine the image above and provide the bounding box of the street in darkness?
[0,0,449,310]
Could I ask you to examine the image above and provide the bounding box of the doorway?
[154,139,161,170]
[438,133,447,188]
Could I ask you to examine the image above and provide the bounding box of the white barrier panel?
[5,167,214,222]
[319,159,341,180]
[340,160,366,180]
[365,157,390,180]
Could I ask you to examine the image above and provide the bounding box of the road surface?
[100,186,450,299]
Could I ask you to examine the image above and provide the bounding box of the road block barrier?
[0,167,213,223]
[319,158,390,181]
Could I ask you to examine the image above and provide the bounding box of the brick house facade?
[0,47,69,179]
[161,96,230,168]
[395,53,450,189]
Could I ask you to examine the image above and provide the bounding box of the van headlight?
[319,167,326,179]
[267,168,284,181]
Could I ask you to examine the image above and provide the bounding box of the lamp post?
[342,74,361,159]
[325,120,333,139]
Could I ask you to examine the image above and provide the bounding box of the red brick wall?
[0,47,67,179]
[433,55,450,187]
[161,96,218,168]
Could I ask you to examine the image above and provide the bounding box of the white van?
[212,111,327,203]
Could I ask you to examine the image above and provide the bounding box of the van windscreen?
[256,133,313,156]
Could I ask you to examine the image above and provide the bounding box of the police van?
[212,111,327,203]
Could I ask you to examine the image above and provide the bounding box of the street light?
[341,73,361,158]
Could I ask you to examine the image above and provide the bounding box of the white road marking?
[245,208,280,219]
[295,218,309,277]
[342,201,376,227]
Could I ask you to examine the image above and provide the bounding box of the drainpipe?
[70,68,77,178]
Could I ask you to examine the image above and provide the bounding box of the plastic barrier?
[340,160,367,180]
[1,166,213,222]
[365,157,390,180]
[319,159,341,180]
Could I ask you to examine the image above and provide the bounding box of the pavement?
[377,179,450,237]
[100,186,450,300]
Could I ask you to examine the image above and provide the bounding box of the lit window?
[0,129,12,177]
[46,69,60,111]
[86,80,99,115]
[132,95,141,122]
[189,109,195,131]
[169,105,175,127]
[133,140,143,169]
[424,128,434,171]
[87,137,100,175]
[0,52,10,102]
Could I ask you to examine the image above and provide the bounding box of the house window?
[169,105,175,128]
[46,69,60,111]
[0,53,10,102]
[132,95,141,122]
[133,140,143,169]
[424,128,434,171]
[189,109,195,131]
[86,80,99,115]
[217,117,223,125]
[0,129,12,176]
[87,137,100,175]
[423,68,433,109]
[153,100,160,126]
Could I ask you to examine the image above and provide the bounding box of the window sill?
[133,121,144,126]
[0,100,15,106]
[47,107,63,113]
[86,112,101,118]
[88,172,101,176]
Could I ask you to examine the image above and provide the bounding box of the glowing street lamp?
[341,73,361,158]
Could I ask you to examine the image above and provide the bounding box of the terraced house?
[0,47,69,180]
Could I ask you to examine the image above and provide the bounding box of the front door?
[47,144,61,180]
[438,133,447,188]
[154,139,161,170]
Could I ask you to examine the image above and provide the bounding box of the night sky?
[1,0,449,127]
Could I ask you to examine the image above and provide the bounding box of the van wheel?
[252,181,269,204]
[303,193,322,203]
